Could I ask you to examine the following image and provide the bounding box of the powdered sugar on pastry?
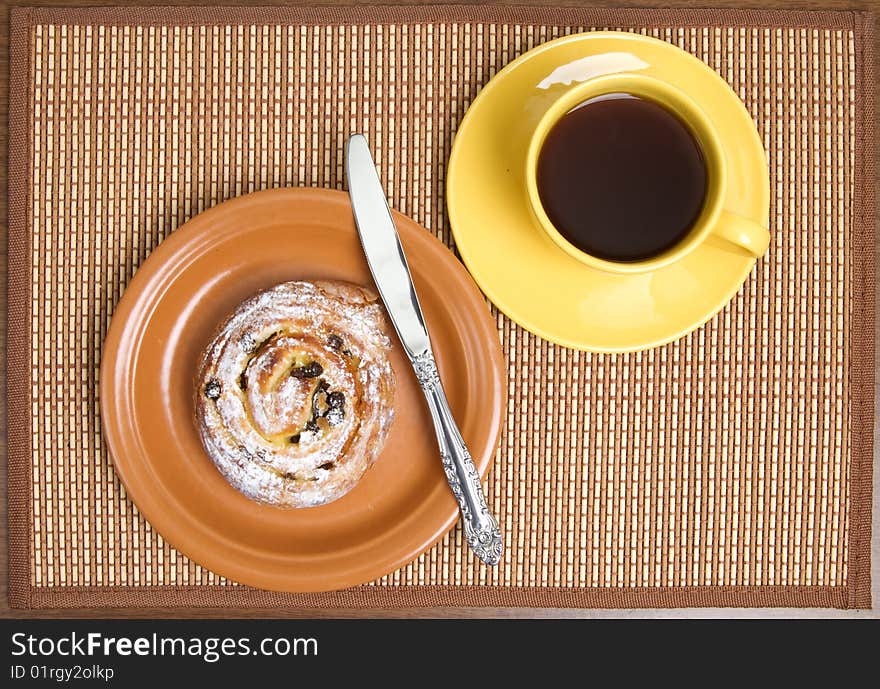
[194,280,395,508]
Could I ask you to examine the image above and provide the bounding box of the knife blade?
[345,134,503,566]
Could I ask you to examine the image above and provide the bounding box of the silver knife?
[345,134,503,566]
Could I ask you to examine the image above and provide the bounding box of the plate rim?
[99,187,507,592]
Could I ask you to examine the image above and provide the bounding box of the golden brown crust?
[194,280,395,508]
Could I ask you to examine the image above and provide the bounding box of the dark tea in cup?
[535,93,708,263]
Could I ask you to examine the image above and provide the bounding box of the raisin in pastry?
[194,280,395,508]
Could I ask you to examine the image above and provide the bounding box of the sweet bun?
[195,280,395,508]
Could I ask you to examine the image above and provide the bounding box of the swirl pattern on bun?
[195,280,395,508]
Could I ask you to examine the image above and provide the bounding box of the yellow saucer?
[447,32,770,353]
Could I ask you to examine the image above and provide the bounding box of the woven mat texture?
[7,6,875,609]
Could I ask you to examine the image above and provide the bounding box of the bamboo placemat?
[7,5,875,609]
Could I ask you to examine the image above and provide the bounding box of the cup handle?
[710,211,771,258]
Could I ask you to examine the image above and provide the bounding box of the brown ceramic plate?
[100,188,506,592]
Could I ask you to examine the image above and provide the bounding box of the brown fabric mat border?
[7,6,35,609]
[5,5,875,610]
[11,5,862,30]
[849,10,877,611]
[24,585,848,610]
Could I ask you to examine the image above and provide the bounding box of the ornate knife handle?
[412,351,503,566]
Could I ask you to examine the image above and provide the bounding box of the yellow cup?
[525,73,770,274]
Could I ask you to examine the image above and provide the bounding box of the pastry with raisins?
[195,280,395,508]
